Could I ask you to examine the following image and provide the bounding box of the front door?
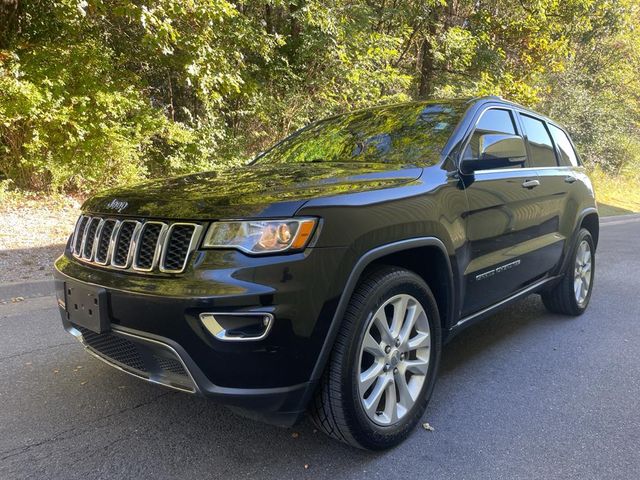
[459,107,546,316]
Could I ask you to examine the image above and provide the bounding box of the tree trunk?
[265,3,274,35]
[418,7,442,99]
[0,0,20,49]
[418,33,436,98]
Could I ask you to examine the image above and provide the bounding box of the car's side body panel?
[449,101,595,318]
[458,166,555,315]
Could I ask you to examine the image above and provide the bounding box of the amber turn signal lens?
[291,220,316,249]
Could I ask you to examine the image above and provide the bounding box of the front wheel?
[542,228,595,315]
[309,266,441,450]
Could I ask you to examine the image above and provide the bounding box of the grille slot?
[111,221,138,268]
[81,217,101,260]
[70,215,200,274]
[161,224,197,273]
[95,219,116,264]
[72,216,90,256]
[134,222,165,271]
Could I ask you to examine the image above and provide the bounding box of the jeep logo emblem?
[106,199,128,213]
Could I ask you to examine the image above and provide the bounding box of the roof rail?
[466,94,503,104]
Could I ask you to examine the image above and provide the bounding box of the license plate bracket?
[64,282,110,333]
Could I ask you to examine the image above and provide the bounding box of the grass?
[590,169,640,217]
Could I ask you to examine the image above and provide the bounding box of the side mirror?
[460,134,527,174]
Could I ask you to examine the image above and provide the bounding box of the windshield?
[253,101,468,167]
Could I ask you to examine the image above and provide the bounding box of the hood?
[82,163,423,220]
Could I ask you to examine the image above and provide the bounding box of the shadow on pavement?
[0,244,64,284]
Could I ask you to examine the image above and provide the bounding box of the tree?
[1,0,638,193]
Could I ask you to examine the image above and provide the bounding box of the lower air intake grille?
[76,326,193,391]
[79,327,147,373]
[154,355,188,376]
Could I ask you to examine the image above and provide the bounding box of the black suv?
[54,96,598,449]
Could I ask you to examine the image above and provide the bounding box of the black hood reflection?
[83,162,423,220]
[83,100,468,219]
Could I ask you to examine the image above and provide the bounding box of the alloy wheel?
[357,294,431,426]
[574,239,592,307]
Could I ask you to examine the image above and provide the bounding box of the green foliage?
[539,0,640,173]
[0,0,639,193]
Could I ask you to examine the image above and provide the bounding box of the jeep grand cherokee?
[54,96,598,449]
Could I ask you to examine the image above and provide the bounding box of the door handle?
[564,175,577,184]
[522,179,540,189]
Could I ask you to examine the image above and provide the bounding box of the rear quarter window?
[548,124,580,166]
[519,114,558,168]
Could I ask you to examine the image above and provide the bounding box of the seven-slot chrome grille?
[71,215,202,274]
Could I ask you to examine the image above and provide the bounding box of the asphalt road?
[1,215,639,480]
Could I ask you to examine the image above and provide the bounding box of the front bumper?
[54,244,350,426]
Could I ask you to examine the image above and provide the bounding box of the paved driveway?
[1,215,639,479]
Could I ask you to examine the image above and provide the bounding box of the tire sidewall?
[341,270,442,450]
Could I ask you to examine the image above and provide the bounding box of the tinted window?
[548,124,579,166]
[463,109,516,160]
[254,101,467,167]
[520,114,558,167]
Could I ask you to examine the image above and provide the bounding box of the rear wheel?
[309,266,441,450]
[542,228,595,315]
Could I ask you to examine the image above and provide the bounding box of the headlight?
[202,218,318,254]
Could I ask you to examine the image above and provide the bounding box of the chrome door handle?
[522,179,540,189]
[564,175,577,184]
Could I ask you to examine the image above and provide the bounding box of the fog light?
[199,312,274,342]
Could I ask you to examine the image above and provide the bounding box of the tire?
[541,228,595,316]
[309,266,442,450]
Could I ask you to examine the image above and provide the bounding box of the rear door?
[516,113,567,276]
[459,107,545,316]
[542,122,588,273]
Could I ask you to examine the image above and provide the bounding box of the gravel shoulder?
[0,198,80,284]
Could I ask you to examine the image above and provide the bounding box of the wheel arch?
[307,237,455,388]
[556,207,599,278]
[580,210,600,250]
[362,247,452,333]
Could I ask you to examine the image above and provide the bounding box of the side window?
[548,124,579,166]
[463,109,517,161]
[519,114,558,167]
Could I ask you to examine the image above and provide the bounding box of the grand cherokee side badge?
[476,259,521,281]
[106,199,128,213]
